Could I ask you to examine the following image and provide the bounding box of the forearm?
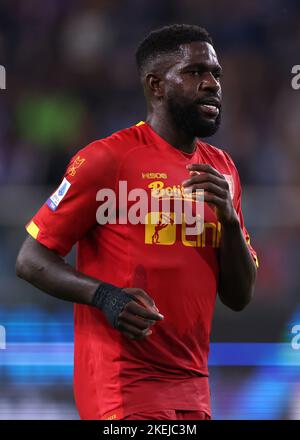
[16,236,164,340]
[218,217,257,311]
[16,236,99,305]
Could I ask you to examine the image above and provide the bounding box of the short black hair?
[135,24,213,77]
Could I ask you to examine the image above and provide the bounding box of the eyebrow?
[181,62,222,73]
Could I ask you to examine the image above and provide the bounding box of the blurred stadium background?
[0,0,300,420]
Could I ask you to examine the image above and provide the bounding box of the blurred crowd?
[1,0,300,420]
[0,0,300,186]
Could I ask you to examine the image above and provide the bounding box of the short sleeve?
[223,151,259,268]
[25,140,117,256]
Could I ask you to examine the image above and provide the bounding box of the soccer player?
[16,24,258,421]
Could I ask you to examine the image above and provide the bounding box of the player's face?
[163,41,222,138]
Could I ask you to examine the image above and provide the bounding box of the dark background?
[0,0,300,419]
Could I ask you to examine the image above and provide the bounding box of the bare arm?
[183,163,257,311]
[217,218,257,311]
[16,236,99,305]
[16,236,164,339]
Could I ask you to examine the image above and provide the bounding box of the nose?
[199,72,220,93]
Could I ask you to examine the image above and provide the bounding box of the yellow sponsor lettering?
[200,222,217,248]
[145,211,222,248]
[142,172,168,179]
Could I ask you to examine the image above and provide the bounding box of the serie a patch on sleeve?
[46,178,71,211]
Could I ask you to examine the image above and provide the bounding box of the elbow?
[16,236,51,284]
[16,248,32,282]
[230,288,254,312]
[219,285,254,312]
[228,300,250,312]
[16,252,27,280]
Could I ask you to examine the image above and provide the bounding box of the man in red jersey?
[16,24,258,420]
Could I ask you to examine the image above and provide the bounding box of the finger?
[186,163,225,179]
[118,310,156,330]
[124,300,164,321]
[182,173,228,189]
[122,288,159,311]
[135,290,161,313]
[117,321,152,339]
[185,182,227,198]
[122,330,152,340]
[117,320,150,337]
[204,192,227,207]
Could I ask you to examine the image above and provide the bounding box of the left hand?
[182,163,239,226]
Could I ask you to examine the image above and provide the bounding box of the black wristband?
[91,282,135,328]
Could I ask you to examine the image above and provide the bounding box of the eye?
[213,71,223,80]
[189,70,201,77]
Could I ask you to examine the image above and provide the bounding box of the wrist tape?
[91,282,135,328]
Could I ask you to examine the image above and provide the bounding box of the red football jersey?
[26,121,258,420]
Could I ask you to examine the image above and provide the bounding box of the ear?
[145,73,164,99]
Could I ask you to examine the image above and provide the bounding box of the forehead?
[170,41,220,69]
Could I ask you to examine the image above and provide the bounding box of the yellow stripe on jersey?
[136,121,145,126]
[26,221,40,239]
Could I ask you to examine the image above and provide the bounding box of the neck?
[146,112,197,154]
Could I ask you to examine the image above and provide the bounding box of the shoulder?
[198,140,240,177]
[78,125,146,159]
[67,123,146,169]
[198,140,235,167]
[64,123,148,185]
